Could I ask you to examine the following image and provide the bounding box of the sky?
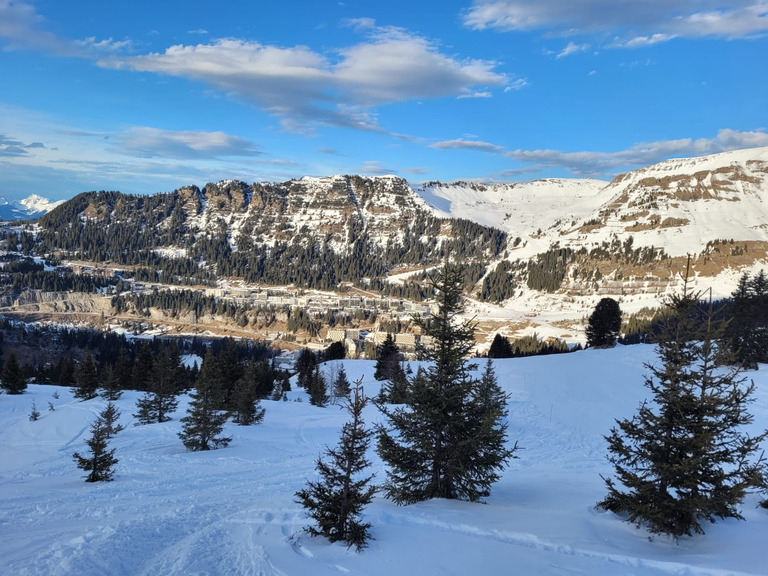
[0,0,767,202]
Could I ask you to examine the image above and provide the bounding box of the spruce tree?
[179,350,231,451]
[586,297,622,348]
[598,273,767,537]
[377,261,517,504]
[488,333,513,359]
[231,359,265,426]
[101,364,123,401]
[72,351,99,401]
[1,352,26,394]
[376,361,409,404]
[101,401,125,439]
[333,363,352,400]
[308,365,329,407]
[296,348,317,390]
[296,381,376,550]
[373,333,401,381]
[73,405,120,482]
[133,346,180,424]
[29,399,40,422]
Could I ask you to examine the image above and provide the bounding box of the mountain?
[0,194,63,221]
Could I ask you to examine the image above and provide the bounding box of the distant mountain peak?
[0,194,63,221]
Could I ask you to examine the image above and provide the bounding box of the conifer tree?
[376,361,409,404]
[377,261,517,504]
[373,333,401,381]
[1,352,26,394]
[296,381,376,550]
[296,348,317,390]
[72,351,99,401]
[308,365,329,407]
[598,270,767,537]
[73,405,120,482]
[231,359,266,426]
[179,350,231,451]
[101,401,125,439]
[133,346,180,424]
[487,333,513,359]
[101,364,123,401]
[332,363,352,400]
[29,399,40,422]
[586,297,622,348]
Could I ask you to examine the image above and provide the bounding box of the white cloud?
[118,127,260,159]
[464,1,768,44]
[556,41,589,58]
[430,138,504,153]
[98,22,508,133]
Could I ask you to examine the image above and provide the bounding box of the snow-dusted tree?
[73,405,120,482]
[133,346,179,424]
[1,352,26,394]
[586,297,622,348]
[377,262,518,504]
[178,350,231,451]
[598,272,767,537]
[231,359,265,426]
[72,351,99,401]
[296,381,376,550]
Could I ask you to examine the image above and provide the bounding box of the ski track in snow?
[1,350,767,575]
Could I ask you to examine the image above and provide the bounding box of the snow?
[2,346,767,575]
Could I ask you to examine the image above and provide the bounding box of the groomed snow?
[2,346,767,575]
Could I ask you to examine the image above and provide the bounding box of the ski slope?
[1,346,767,575]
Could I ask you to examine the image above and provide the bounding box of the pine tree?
[376,361,409,404]
[296,348,317,390]
[101,364,123,401]
[132,342,154,392]
[308,365,329,407]
[373,333,401,381]
[29,399,40,422]
[73,406,119,482]
[101,401,124,439]
[597,271,767,537]
[178,350,231,451]
[377,261,517,504]
[586,297,622,348]
[296,381,376,550]
[725,270,768,368]
[1,352,26,394]
[487,333,513,359]
[72,351,99,401]
[133,347,180,424]
[231,359,266,426]
[333,363,352,400]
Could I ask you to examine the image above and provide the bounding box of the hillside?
[1,346,766,575]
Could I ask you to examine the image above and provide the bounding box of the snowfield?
[2,346,767,575]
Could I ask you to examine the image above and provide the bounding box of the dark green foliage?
[586,297,622,348]
[231,359,266,426]
[296,382,376,551]
[487,333,570,358]
[376,361,409,404]
[373,334,402,382]
[1,352,26,394]
[488,333,513,358]
[332,364,352,400]
[598,274,767,537]
[377,262,517,504]
[72,351,99,401]
[100,364,123,401]
[724,270,768,368]
[179,351,231,451]
[308,365,329,407]
[324,341,346,361]
[73,404,120,482]
[527,247,571,292]
[101,402,124,439]
[296,348,317,390]
[133,345,180,424]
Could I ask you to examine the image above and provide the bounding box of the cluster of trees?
[487,333,572,359]
[723,270,768,368]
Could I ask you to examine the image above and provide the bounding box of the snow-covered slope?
[1,348,767,576]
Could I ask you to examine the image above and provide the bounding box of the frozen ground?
[1,345,767,575]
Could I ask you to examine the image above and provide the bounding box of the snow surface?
[2,346,767,576]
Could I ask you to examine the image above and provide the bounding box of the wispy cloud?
[98,21,508,133]
[556,41,589,58]
[0,133,45,157]
[117,127,260,159]
[464,1,768,45]
[359,160,397,175]
[430,138,504,153]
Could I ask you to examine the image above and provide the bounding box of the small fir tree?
[296,381,376,550]
[231,359,266,426]
[101,401,125,439]
[377,261,518,504]
[133,347,180,424]
[376,361,409,404]
[586,297,622,348]
[333,363,352,400]
[1,352,27,395]
[72,351,99,401]
[373,333,401,381]
[598,270,767,537]
[101,364,123,401]
[178,350,231,451]
[308,365,329,407]
[73,406,120,482]
[29,399,40,422]
[296,348,317,390]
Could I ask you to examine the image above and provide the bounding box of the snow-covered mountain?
[0,193,63,221]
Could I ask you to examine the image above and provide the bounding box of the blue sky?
[1,0,767,201]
